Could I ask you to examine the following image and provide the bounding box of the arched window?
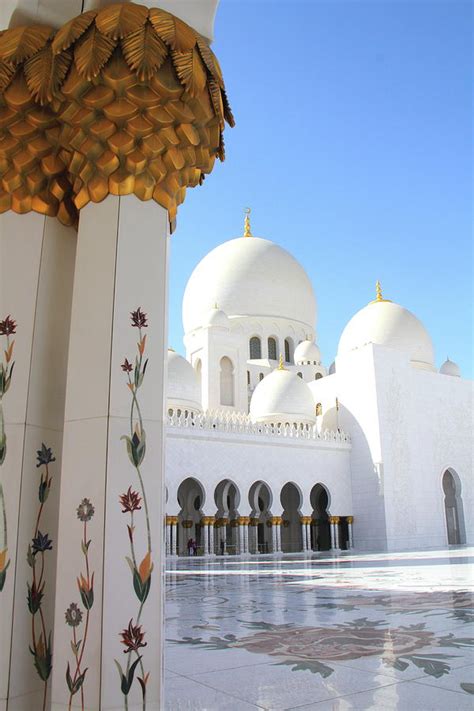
[284,338,293,363]
[247,370,250,385]
[259,372,264,381]
[297,372,303,378]
[249,336,262,359]
[220,357,234,406]
[315,372,323,380]
[267,337,277,361]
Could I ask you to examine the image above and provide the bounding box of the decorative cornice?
[0,2,234,230]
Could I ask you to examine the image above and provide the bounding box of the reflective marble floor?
[164,548,474,710]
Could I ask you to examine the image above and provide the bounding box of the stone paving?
[164,548,474,709]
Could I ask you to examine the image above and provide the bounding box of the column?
[221,518,228,555]
[238,520,245,555]
[300,517,308,551]
[165,516,172,556]
[202,518,210,556]
[329,516,337,550]
[347,516,354,549]
[51,197,168,711]
[275,518,282,553]
[242,518,250,553]
[334,516,340,549]
[208,517,215,556]
[249,518,258,553]
[0,212,76,711]
[171,517,178,557]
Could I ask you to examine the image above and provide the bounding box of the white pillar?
[276,522,282,553]
[329,519,336,550]
[171,520,178,557]
[348,517,354,549]
[249,521,257,553]
[52,197,168,711]
[209,518,215,556]
[202,521,209,556]
[0,212,76,711]
[271,520,278,553]
[306,522,312,551]
[242,521,249,553]
[166,520,171,556]
[334,517,340,549]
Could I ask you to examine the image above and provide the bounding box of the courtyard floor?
[164,547,473,710]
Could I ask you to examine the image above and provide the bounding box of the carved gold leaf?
[74,24,116,80]
[0,25,52,64]
[196,36,223,88]
[121,23,167,80]
[149,9,196,52]
[51,11,97,55]
[0,2,234,231]
[24,46,72,105]
[0,62,14,92]
[171,48,206,97]
[95,3,148,40]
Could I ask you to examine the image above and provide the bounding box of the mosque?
[164,212,472,557]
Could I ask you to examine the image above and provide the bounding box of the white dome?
[204,306,230,329]
[250,368,316,425]
[439,358,461,377]
[294,340,321,365]
[167,350,202,413]
[182,237,316,333]
[338,300,435,370]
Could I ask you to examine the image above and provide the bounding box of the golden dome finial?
[370,280,392,304]
[243,207,252,237]
[278,353,285,370]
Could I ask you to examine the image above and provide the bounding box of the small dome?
[204,306,230,329]
[439,358,461,378]
[338,288,434,370]
[250,367,316,425]
[294,340,321,365]
[167,350,202,413]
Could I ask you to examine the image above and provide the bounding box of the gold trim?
[0,2,234,230]
[278,354,285,371]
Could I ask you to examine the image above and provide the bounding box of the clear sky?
[168,0,472,378]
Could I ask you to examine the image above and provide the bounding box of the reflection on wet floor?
[165,547,474,710]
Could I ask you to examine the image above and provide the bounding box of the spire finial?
[375,280,383,301]
[278,353,285,370]
[243,207,252,237]
[370,280,392,304]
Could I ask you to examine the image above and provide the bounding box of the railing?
[167,409,351,443]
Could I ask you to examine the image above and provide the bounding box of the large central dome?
[182,236,317,334]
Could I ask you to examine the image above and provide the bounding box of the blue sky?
[168,0,472,377]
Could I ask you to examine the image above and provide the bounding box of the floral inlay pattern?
[27,444,55,710]
[169,618,474,680]
[64,497,95,710]
[0,314,16,592]
[116,307,153,710]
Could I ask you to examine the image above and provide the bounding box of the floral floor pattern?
[164,548,474,709]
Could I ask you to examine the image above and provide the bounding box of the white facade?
[165,219,473,556]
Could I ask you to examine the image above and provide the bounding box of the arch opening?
[310,483,331,551]
[177,477,206,556]
[442,469,465,545]
[280,482,303,552]
[214,479,241,555]
[249,480,273,554]
[249,336,262,359]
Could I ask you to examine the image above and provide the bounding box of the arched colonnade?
[165,478,354,557]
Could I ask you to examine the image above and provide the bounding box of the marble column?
[249,519,258,553]
[347,516,354,549]
[241,518,250,553]
[165,517,171,556]
[221,519,228,555]
[51,197,169,711]
[333,516,340,549]
[202,521,209,556]
[329,517,337,550]
[208,517,215,556]
[170,518,178,557]
[0,212,76,711]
